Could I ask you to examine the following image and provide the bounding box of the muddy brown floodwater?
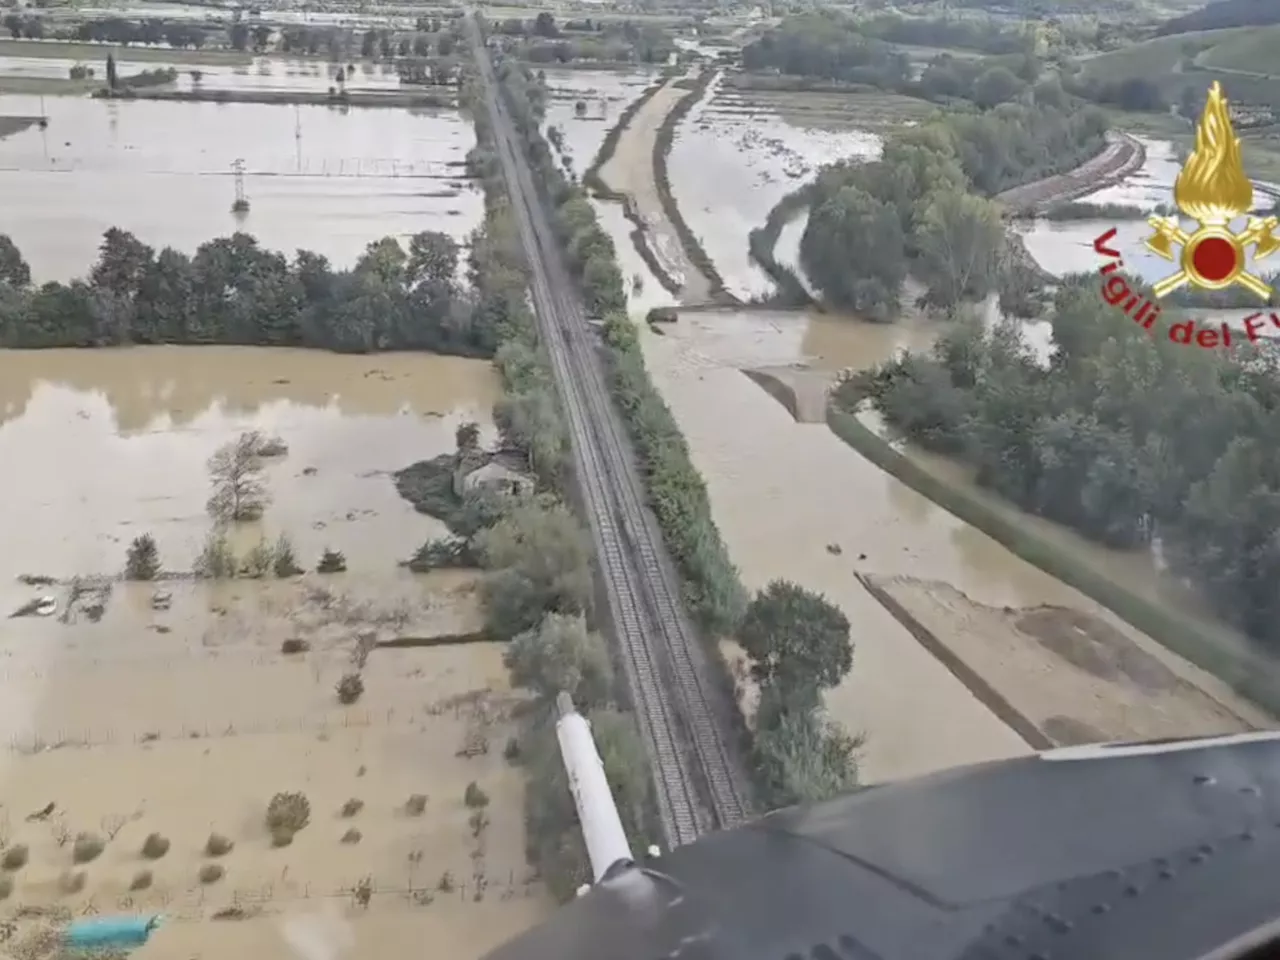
[0,346,548,959]
[640,310,1271,782]
[0,96,481,281]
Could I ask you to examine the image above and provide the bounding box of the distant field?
[0,75,98,95]
[1194,26,1280,76]
[0,37,252,65]
[712,88,935,130]
[1079,27,1256,81]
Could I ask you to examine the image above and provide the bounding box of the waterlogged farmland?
[666,76,894,299]
[0,94,480,280]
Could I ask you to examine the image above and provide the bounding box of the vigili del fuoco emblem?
[1144,81,1280,300]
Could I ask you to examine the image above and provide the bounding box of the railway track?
[465,16,752,847]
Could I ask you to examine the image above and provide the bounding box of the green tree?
[913,190,1005,311]
[477,502,592,638]
[124,534,161,580]
[206,431,270,522]
[802,185,905,320]
[739,580,853,693]
[504,612,614,708]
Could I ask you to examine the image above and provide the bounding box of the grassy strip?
[826,403,1280,719]
[582,77,665,197]
[651,67,735,302]
[0,37,253,64]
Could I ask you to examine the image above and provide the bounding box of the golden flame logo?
[1175,82,1253,223]
[1144,82,1279,300]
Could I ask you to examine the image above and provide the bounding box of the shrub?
[241,539,274,578]
[404,794,427,816]
[204,833,234,856]
[273,534,304,577]
[141,832,170,859]
[265,792,310,835]
[316,548,347,574]
[130,869,153,890]
[464,782,489,809]
[281,638,310,655]
[194,530,238,579]
[270,827,295,847]
[72,833,104,864]
[340,798,364,818]
[0,875,12,899]
[124,534,161,580]
[2,844,28,870]
[340,828,362,844]
[336,672,364,704]
[198,863,224,884]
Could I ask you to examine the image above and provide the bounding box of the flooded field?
[667,76,884,300]
[0,96,479,281]
[0,346,547,958]
[541,67,657,171]
[638,309,1269,780]
[0,54,410,92]
[1016,137,1273,283]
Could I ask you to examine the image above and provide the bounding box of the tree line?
[846,274,1280,653]
[793,85,1104,318]
[0,227,497,358]
[482,31,861,809]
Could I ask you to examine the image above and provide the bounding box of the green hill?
[1157,0,1280,35]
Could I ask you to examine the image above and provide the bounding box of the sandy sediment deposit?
[0,577,549,960]
[866,575,1266,746]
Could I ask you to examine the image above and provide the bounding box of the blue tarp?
[64,916,162,949]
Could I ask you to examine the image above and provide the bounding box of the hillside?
[1156,0,1280,35]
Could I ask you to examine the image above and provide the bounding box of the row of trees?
[485,41,862,806]
[848,275,1280,650]
[0,226,497,358]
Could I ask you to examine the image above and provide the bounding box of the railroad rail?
[465,14,752,847]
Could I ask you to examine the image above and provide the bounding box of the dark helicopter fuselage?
[482,732,1280,960]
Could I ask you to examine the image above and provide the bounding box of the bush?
[141,832,170,859]
[404,794,427,816]
[464,781,490,809]
[340,828,362,844]
[273,534,304,577]
[130,869,153,890]
[2,844,28,870]
[204,833,234,856]
[266,792,310,835]
[124,534,161,580]
[0,875,13,899]
[340,798,364,818]
[317,548,347,573]
[281,638,310,655]
[194,530,238,579]
[336,672,364,704]
[198,863,224,884]
[241,538,274,578]
[72,832,104,864]
[270,827,295,847]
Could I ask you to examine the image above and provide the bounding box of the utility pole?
[294,105,302,172]
[231,158,249,213]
